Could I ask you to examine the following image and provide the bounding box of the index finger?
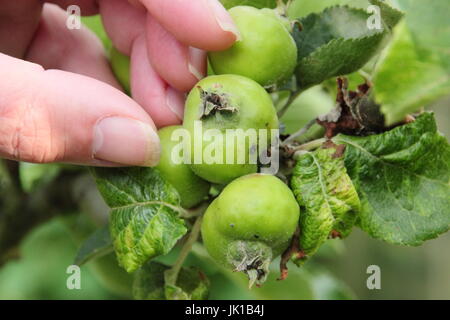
[140,0,240,51]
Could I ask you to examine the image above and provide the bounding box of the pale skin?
[0,0,239,167]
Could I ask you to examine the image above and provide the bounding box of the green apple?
[201,174,300,286]
[157,125,210,208]
[208,6,297,87]
[183,75,279,184]
[110,47,130,94]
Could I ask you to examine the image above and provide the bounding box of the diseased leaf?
[74,225,113,266]
[373,0,450,125]
[133,261,209,300]
[333,112,450,245]
[91,167,187,273]
[317,77,386,138]
[293,6,388,89]
[291,145,360,263]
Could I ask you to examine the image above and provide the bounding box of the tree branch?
[165,215,204,287]
[282,119,317,146]
[277,90,303,118]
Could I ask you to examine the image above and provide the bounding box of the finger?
[98,0,206,93]
[128,0,145,10]
[0,53,160,167]
[26,3,120,88]
[98,0,185,125]
[44,0,99,16]
[140,0,240,51]
[98,0,145,55]
[130,35,185,128]
[0,0,42,58]
[146,14,206,92]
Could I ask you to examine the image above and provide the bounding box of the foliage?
[372,0,450,125]
[133,261,209,300]
[291,145,360,263]
[333,113,450,245]
[292,5,387,90]
[91,167,187,273]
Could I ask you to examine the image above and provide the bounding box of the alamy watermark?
[66,265,81,290]
[66,5,81,30]
[367,5,382,30]
[366,265,381,290]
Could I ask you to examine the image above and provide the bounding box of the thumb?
[0,53,160,167]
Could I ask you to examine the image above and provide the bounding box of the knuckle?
[0,95,61,163]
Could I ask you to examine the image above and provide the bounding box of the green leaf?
[164,267,210,300]
[91,167,187,273]
[293,6,387,90]
[133,261,209,300]
[220,0,277,9]
[333,112,450,245]
[132,261,166,300]
[19,163,61,193]
[373,0,450,125]
[396,0,450,69]
[291,145,360,263]
[74,225,113,266]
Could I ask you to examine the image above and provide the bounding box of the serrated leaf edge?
[332,113,450,245]
[297,4,386,56]
[296,32,385,89]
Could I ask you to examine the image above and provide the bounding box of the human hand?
[0,0,239,166]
